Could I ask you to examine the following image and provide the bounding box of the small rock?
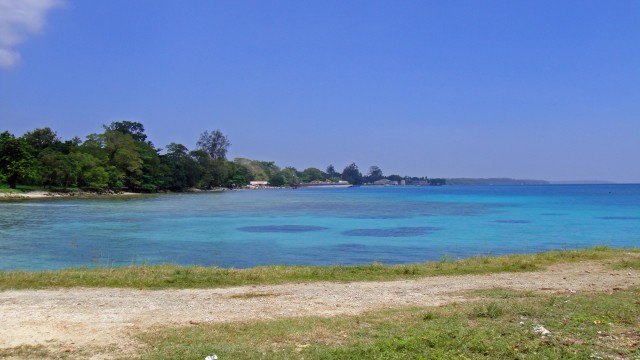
[533,325,551,337]
[205,355,218,360]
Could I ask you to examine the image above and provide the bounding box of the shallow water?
[1,185,638,270]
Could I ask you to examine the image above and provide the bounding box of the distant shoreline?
[0,190,141,200]
[2,182,637,201]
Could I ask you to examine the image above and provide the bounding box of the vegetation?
[0,247,640,359]
[0,247,637,359]
[130,285,640,360]
[0,247,635,290]
[1,122,448,193]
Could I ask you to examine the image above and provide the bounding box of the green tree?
[301,167,326,183]
[162,143,200,191]
[268,172,286,187]
[21,127,61,157]
[387,174,403,182]
[326,164,339,177]
[341,162,363,185]
[82,166,110,189]
[38,149,78,190]
[366,165,384,183]
[136,142,163,192]
[104,130,143,190]
[197,130,231,160]
[234,158,266,181]
[260,161,281,180]
[189,149,229,189]
[73,151,109,190]
[428,178,446,186]
[224,161,250,188]
[281,167,300,186]
[0,131,37,188]
[104,121,148,142]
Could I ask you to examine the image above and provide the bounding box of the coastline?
[0,253,638,358]
[0,190,141,200]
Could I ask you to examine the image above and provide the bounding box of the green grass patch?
[612,255,640,271]
[133,286,640,360]
[0,343,107,359]
[0,247,636,290]
[0,183,44,193]
[464,288,537,299]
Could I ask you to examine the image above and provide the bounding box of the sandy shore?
[1,259,638,359]
[0,191,140,200]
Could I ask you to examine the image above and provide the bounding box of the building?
[249,181,269,188]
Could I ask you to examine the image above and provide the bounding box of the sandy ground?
[0,191,140,200]
[1,259,639,358]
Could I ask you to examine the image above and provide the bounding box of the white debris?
[205,355,218,360]
[533,324,551,337]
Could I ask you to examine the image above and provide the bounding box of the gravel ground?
[1,259,638,359]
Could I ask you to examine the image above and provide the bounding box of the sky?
[1,1,639,183]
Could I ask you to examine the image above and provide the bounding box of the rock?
[533,324,551,337]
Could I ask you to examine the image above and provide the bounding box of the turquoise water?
[1,185,639,270]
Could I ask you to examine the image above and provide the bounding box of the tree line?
[0,121,444,192]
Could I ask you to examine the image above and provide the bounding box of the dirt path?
[1,260,639,358]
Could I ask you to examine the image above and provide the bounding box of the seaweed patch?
[493,220,532,224]
[342,226,440,237]
[596,216,640,221]
[238,225,328,233]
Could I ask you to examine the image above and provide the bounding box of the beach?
[0,191,140,200]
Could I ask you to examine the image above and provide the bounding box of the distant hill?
[445,178,550,186]
[548,180,616,185]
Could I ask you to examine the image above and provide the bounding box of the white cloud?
[0,48,19,67]
[0,0,62,69]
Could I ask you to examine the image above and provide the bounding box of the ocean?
[1,184,638,271]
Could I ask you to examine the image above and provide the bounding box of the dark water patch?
[342,226,440,237]
[596,216,640,221]
[333,243,368,250]
[493,220,532,224]
[238,225,328,233]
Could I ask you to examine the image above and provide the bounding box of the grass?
[612,256,640,271]
[0,246,637,290]
[131,286,640,360]
[0,247,638,359]
[0,344,107,359]
[0,183,44,193]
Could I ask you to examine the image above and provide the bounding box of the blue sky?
[1,1,639,182]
